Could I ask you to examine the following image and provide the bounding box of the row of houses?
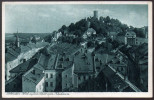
[5,35,48,81]
[21,41,118,92]
[108,31,148,46]
[21,43,82,92]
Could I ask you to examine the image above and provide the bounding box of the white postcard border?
[2,1,153,98]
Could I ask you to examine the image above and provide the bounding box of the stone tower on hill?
[93,10,98,19]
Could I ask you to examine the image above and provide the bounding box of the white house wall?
[36,77,45,92]
[44,70,57,92]
[5,47,44,81]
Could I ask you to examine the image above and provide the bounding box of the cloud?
[4,4,148,33]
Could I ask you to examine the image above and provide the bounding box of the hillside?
[58,16,147,38]
[44,16,147,44]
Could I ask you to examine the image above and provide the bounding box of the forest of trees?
[58,16,146,38]
[44,16,147,43]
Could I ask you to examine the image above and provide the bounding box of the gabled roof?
[5,47,20,62]
[37,53,57,70]
[87,28,96,33]
[24,68,44,84]
[5,53,16,63]
[9,59,31,73]
[49,43,81,55]
[125,31,136,37]
[108,32,118,36]
[5,42,48,63]
[9,58,38,73]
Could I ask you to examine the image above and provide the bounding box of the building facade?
[125,31,136,45]
[44,70,57,92]
[22,67,45,92]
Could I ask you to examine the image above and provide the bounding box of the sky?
[5,4,148,33]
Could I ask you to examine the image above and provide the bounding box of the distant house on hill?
[125,31,136,45]
[52,31,62,42]
[31,35,44,43]
[83,28,96,39]
[116,31,136,45]
[107,31,118,41]
[136,37,148,45]
[20,39,30,46]
[141,26,148,38]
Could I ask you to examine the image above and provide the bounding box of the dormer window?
[65,58,69,61]
[59,58,63,61]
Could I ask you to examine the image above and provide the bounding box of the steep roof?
[49,43,81,55]
[9,59,31,73]
[103,66,128,91]
[5,42,48,63]
[74,52,94,73]
[24,68,44,84]
[5,47,20,62]
[38,53,57,70]
[9,58,38,73]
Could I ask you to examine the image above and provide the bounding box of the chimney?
[32,70,35,74]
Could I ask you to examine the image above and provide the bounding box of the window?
[23,59,26,62]
[96,67,100,70]
[60,58,63,61]
[46,74,48,78]
[65,58,69,61]
[83,76,86,80]
[50,82,53,87]
[32,70,35,74]
[45,82,48,87]
[89,76,91,80]
[121,67,124,71]
[66,84,67,87]
[59,74,61,77]
[13,84,16,88]
[50,74,53,78]
[95,58,99,62]
[59,64,62,68]
[78,76,81,80]
[65,75,67,78]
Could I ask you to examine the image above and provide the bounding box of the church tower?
[15,35,20,47]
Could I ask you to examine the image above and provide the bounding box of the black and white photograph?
[2,1,153,98]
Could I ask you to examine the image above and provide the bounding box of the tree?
[62,25,67,30]
[133,28,145,38]
[69,23,76,31]
[111,40,120,49]
[74,30,82,37]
